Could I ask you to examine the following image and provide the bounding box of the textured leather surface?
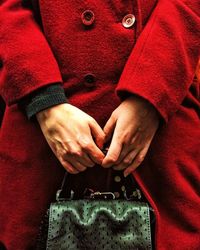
[47,200,151,250]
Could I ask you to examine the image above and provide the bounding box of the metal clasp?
[90,191,116,200]
[124,188,142,200]
[56,189,74,202]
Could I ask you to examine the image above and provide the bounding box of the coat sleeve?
[0,0,63,105]
[116,0,200,122]
[19,84,68,119]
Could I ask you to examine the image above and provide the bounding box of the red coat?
[0,0,200,249]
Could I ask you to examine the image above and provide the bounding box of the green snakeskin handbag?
[37,172,153,250]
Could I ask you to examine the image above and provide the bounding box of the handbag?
[36,170,154,250]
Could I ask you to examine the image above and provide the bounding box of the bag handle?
[56,171,70,201]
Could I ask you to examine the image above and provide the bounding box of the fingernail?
[124,171,129,178]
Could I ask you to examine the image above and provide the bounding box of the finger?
[118,130,145,162]
[84,141,105,165]
[63,155,87,172]
[113,148,140,171]
[77,153,95,168]
[77,133,105,165]
[123,154,144,177]
[123,142,151,177]
[59,158,79,174]
[103,115,116,143]
[114,142,136,165]
[61,141,94,169]
[55,121,103,167]
[89,119,106,149]
[114,143,130,165]
[65,140,95,167]
[56,142,86,172]
[78,134,105,165]
[114,128,143,165]
[102,121,124,168]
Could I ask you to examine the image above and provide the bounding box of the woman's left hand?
[101,95,160,177]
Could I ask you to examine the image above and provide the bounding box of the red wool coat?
[0,0,200,249]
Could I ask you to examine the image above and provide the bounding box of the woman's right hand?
[36,103,105,174]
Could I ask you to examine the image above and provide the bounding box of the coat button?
[81,10,95,26]
[114,176,121,183]
[84,73,96,87]
[122,14,135,28]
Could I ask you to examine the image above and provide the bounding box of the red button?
[81,10,95,26]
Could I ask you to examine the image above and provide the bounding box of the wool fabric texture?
[0,0,200,249]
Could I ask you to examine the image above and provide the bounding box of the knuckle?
[75,150,84,157]
[108,155,118,164]
[60,149,68,158]
[68,149,83,157]
[111,110,117,118]
[78,136,91,147]
[82,142,93,151]
[137,155,145,164]
[88,117,96,124]
[123,157,133,165]
[89,116,95,122]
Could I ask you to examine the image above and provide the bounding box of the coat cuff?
[19,84,68,119]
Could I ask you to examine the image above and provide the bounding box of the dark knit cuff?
[19,84,67,119]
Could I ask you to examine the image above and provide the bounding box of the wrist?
[36,103,72,123]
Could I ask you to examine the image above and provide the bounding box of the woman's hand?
[36,103,105,174]
[102,95,159,177]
